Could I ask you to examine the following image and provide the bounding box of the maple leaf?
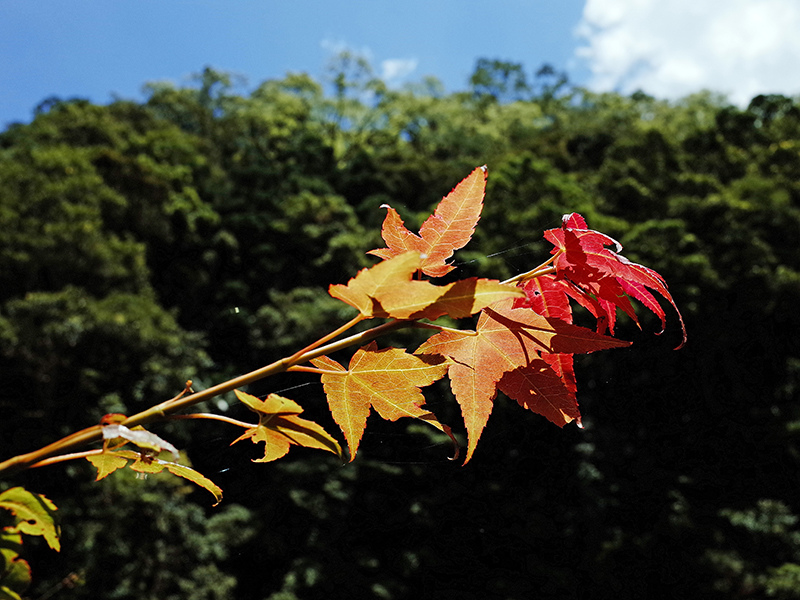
[0,487,60,552]
[311,342,452,461]
[417,301,630,463]
[544,213,687,348]
[416,277,525,321]
[329,250,524,320]
[513,274,588,400]
[231,390,342,462]
[497,360,580,427]
[368,165,487,277]
[85,449,224,505]
[87,452,130,480]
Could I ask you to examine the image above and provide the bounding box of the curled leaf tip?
[442,424,460,462]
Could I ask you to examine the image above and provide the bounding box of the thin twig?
[29,449,104,469]
[286,365,343,376]
[166,413,255,429]
[285,314,364,364]
[413,322,478,336]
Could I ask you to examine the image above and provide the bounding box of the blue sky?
[0,1,586,127]
[2,0,800,129]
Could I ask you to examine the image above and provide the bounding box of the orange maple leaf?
[368,165,487,277]
[416,300,631,463]
[231,390,343,462]
[311,342,451,461]
[329,250,524,320]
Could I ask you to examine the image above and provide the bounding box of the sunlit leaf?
[417,300,630,462]
[543,213,687,348]
[312,342,451,460]
[369,165,487,276]
[87,452,130,480]
[119,451,223,506]
[0,488,60,552]
[231,390,343,462]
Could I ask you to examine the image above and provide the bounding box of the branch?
[0,318,410,477]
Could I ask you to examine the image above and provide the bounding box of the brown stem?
[166,413,255,429]
[413,322,478,336]
[286,365,342,376]
[502,251,561,286]
[285,314,364,364]
[3,259,555,478]
[29,449,104,469]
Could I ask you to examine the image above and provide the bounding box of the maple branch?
[29,449,105,469]
[285,314,365,364]
[0,318,412,477]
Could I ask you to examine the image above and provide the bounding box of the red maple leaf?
[542,213,687,348]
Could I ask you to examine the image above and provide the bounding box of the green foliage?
[0,287,210,430]
[0,487,59,599]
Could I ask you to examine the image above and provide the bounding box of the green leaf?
[120,452,223,506]
[162,464,223,507]
[0,488,60,552]
[86,452,130,480]
[0,555,30,600]
[0,531,29,600]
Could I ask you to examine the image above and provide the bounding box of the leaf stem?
[502,251,560,285]
[413,322,478,336]
[286,365,343,376]
[29,449,105,469]
[166,413,255,429]
[285,314,365,364]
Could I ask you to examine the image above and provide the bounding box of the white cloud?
[320,38,375,62]
[575,0,800,105]
[320,39,417,87]
[381,58,419,86]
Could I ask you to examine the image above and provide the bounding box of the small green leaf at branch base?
[0,487,60,552]
[87,452,130,480]
[1,530,31,599]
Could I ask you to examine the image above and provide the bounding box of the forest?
[1,56,799,599]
